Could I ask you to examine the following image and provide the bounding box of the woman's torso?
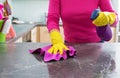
[60,0,101,43]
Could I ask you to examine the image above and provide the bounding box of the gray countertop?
[0,43,120,78]
[6,24,36,43]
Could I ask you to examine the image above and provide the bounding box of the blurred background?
[2,0,120,43]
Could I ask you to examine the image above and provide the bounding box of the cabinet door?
[31,27,37,42]
[109,27,116,42]
[39,26,64,42]
[39,26,50,42]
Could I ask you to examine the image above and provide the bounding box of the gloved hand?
[48,29,69,55]
[92,12,116,26]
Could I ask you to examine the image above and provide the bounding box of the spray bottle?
[0,3,11,43]
[0,18,11,43]
[90,9,112,41]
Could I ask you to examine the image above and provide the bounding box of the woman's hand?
[48,43,68,55]
[92,12,116,26]
[48,29,69,55]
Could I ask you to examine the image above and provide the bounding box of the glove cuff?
[50,29,64,44]
[107,12,116,25]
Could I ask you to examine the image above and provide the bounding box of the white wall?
[11,0,119,23]
[12,0,48,23]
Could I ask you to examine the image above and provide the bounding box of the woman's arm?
[47,0,61,32]
[99,0,119,27]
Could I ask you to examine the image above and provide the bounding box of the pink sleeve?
[47,0,60,32]
[99,0,119,27]
[110,16,119,27]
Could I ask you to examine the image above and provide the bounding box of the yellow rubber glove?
[92,12,116,26]
[48,30,69,55]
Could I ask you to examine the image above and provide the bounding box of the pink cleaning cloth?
[29,45,76,62]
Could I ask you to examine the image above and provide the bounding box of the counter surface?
[6,23,62,43]
[6,24,36,43]
[0,43,120,78]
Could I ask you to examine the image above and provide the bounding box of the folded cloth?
[29,45,76,62]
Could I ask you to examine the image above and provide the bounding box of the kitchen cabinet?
[38,26,50,42]
[111,0,120,42]
[38,26,116,43]
[35,25,64,42]
[115,21,120,42]
[31,27,37,42]
[33,25,115,43]
[109,27,116,42]
[12,24,116,43]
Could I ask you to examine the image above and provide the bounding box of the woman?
[47,0,118,55]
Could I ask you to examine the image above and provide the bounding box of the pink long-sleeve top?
[47,0,118,43]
